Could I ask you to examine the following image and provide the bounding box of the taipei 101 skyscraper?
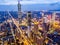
[18,0,22,23]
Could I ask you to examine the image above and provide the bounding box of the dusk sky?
[0,0,60,5]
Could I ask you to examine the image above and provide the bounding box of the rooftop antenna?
[18,0,22,23]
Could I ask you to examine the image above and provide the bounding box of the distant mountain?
[0,2,60,11]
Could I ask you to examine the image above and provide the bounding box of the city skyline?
[0,0,60,11]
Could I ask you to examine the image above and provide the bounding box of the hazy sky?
[0,0,60,5]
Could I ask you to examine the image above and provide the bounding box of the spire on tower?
[18,0,21,3]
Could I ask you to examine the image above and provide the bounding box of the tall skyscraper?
[18,0,22,23]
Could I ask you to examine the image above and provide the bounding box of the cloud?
[0,0,60,5]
